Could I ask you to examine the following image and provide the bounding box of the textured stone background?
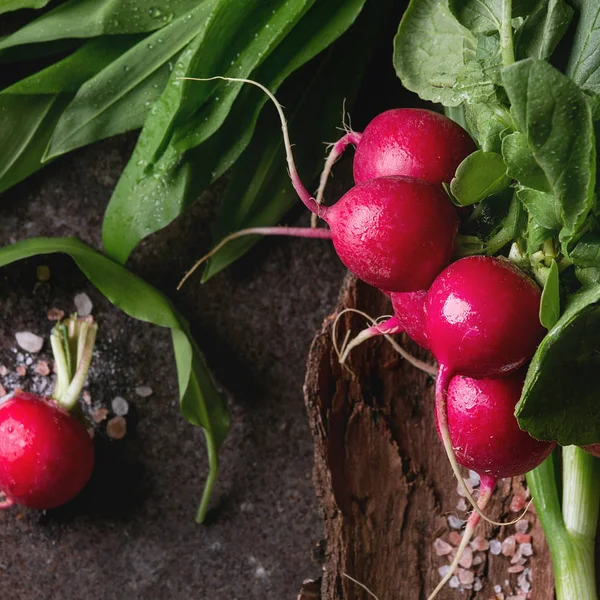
[0,16,408,599]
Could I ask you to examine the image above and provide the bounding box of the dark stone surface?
[0,135,347,600]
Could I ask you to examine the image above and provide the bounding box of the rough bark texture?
[303,276,555,600]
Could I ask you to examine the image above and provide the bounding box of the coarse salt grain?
[438,565,451,578]
[472,554,483,566]
[16,366,26,377]
[471,535,489,551]
[74,293,93,317]
[47,308,65,321]
[434,538,453,556]
[458,568,474,585]
[510,494,526,512]
[515,519,529,534]
[448,515,464,529]
[0,365,7,376]
[456,498,467,511]
[520,543,533,557]
[490,540,502,555]
[502,536,516,557]
[107,416,127,439]
[111,396,129,416]
[15,332,44,353]
[449,531,462,546]
[515,533,531,544]
[473,577,482,592]
[135,386,153,397]
[34,361,50,376]
[508,566,525,574]
[92,408,108,423]
[459,546,473,568]
[448,576,460,589]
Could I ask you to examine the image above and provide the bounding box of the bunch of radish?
[0,315,97,510]
[179,77,559,597]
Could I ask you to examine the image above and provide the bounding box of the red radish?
[0,316,98,510]
[353,108,476,185]
[427,257,544,520]
[441,372,555,479]
[582,444,600,458]
[429,372,554,599]
[324,176,458,291]
[0,392,94,509]
[426,256,544,379]
[178,78,459,293]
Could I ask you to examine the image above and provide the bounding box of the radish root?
[342,573,380,600]
[428,475,496,599]
[332,308,436,376]
[177,226,332,289]
[312,130,362,228]
[179,76,322,218]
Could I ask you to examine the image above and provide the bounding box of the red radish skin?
[441,373,556,478]
[353,108,476,185]
[583,444,600,458]
[390,289,429,349]
[425,256,545,378]
[324,176,458,292]
[0,392,94,509]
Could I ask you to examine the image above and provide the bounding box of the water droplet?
[124,66,131,72]
[149,7,162,18]
[157,38,163,43]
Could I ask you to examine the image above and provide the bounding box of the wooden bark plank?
[303,276,555,600]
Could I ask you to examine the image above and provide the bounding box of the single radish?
[178,78,459,293]
[314,109,476,215]
[0,392,94,509]
[427,256,544,520]
[0,315,97,510]
[429,371,555,599]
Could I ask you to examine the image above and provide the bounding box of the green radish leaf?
[0,0,50,16]
[0,0,211,50]
[102,0,366,264]
[44,2,216,159]
[502,58,596,246]
[515,0,573,60]
[539,259,560,329]
[567,0,600,93]
[572,232,600,267]
[525,212,555,253]
[0,237,229,523]
[517,283,600,445]
[448,0,506,35]
[202,0,385,280]
[449,150,510,206]
[502,131,551,191]
[517,188,561,230]
[485,191,525,254]
[464,101,514,153]
[0,37,139,194]
[394,0,476,107]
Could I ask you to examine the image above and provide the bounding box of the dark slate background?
[0,9,409,598]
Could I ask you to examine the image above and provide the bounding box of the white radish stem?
[177,225,332,289]
[312,131,362,227]
[179,77,324,218]
[435,365,530,526]
[428,475,496,600]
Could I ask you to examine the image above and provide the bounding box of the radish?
[427,256,544,519]
[178,78,459,293]
[429,372,555,598]
[314,108,476,215]
[0,315,97,510]
[582,444,600,458]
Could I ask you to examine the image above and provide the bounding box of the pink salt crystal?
[508,565,525,574]
[515,519,529,534]
[472,554,483,566]
[0,384,6,396]
[515,533,531,544]
[434,538,453,556]
[471,535,490,551]
[107,416,127,439]
[16,366,26,377]
[91,408,108,423]
[459,546,473,568]
[520,543,533,557]
[47,308,65,321]
[510,547,523,564]
[34,361,50,376]
[458,569,474,585]
[0,365,7,376]
[502,536,516,557]
[510,494,526,512]
[449,531,463,546]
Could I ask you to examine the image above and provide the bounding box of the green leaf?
[102,0,366,264]
[502,58,596,246]
[485,190,525,254]
[517,283,600,445]
[0,237,229,522]
[449,0,504,34]
[515,0,573,60]
[567,0,600,93]
[449,150,510,206]
[525,211,555,252]
[502,131,551,191]
[0,0,50,16]
[0,0,211,50]
[394,0,476,107]
[540,259,560,328]
[44,2,215,158]
[203,0,383,280]
[517,188,561,230]
[0,38,143,194]
[464,101,514,152]
[572,232,600,267]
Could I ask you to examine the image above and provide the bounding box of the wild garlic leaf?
[502,58,595,246]
[394,0,476,107]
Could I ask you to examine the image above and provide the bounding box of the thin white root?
[331,308,436,376]
[342,573,380,600]
[178,76,321,217]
